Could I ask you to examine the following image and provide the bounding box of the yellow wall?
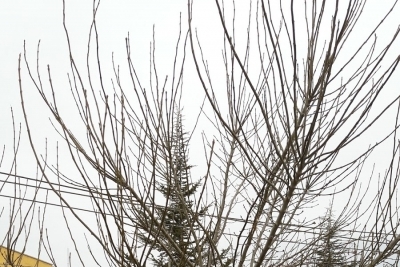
[0,246,52,267]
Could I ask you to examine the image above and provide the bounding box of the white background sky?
[1,1,400,266]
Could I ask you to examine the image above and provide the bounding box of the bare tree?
[186,1,400,266]
[3,0,400,267]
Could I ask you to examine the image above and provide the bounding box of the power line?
[0,171,392,235]
[0,171,398,247]
[1,191,397,252]
[2,171,322,229]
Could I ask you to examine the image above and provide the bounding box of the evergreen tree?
[313,208,352,267]
[145,108,204,267]
[135,107,232,267]
[159,108,199,267]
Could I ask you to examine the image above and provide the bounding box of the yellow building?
[0,245,52,267]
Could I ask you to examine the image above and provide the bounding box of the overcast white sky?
[1,1,400,266]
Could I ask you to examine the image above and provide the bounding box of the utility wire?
[1,191,397,254]
[0,171,398,247]
[0,171,339,231]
